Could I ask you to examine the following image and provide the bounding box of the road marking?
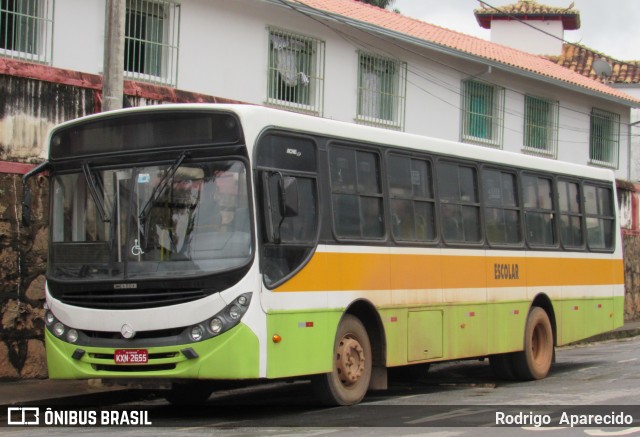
[578,366,600,372]
[616,358,638,363]
[585,428,640,436]
[406,408,495,425]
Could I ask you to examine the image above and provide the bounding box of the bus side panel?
[265,311,341,379]
[486,301,529,353]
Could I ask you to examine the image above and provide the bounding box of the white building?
[0,0,638,181]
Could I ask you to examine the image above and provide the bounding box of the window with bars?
[524,95,559,158]
[589,108,620,168]
[461,79,504,148]
[125,0,180,87]
[0,0,53,63]
[356,53,407,130]
[267,28,325,115]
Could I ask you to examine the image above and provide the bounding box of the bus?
[23,104,624,406]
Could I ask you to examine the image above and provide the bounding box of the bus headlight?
[209,318,223,334]
[45,311,55,326]
[190,325,204,342]
[228,304,241,320]
[66,329,79,343]
[53,323,65,337]
[186,293,253,343]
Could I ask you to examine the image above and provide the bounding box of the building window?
[589,108,620,168]
[267,28,325,115]
[356,53,407,130]
[125,0,180,87]
[523,95,559,158]
[0,0,53,64]
[461,79,504,148]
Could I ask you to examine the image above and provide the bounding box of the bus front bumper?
[45,323,260,380]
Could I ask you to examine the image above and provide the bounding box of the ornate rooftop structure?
[474,0,580,30]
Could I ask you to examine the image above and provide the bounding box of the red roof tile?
[547,43,640,85]
[474,0,580,30]
[287,0,639,105]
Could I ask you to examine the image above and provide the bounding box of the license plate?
[114,349,148,365]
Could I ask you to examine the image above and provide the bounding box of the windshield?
[50,159,252,281]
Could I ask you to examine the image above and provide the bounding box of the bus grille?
[58,288,208,310]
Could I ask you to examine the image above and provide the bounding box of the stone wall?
[623,234,640,320]
[0,172,48,378]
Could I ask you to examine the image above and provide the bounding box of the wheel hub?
[336,337,365,386]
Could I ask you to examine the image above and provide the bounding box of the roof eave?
[266,0,639,108]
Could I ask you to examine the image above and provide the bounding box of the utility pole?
[102,0,125,112]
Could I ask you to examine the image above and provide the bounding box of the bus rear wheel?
[312,314,372,406]
[512,307,554,380]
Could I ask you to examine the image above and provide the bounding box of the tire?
[489,353,516,380]
[512,307,554,380]
[312,314,372,406]
[164,381,214,405]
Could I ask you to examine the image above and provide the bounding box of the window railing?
[0,0,54,64]
[589,108,620,169]
[356,52,407,131]
[124,0,180,87]
[461,79,505,148]
[267,28,325,116]
[523,95,559,159]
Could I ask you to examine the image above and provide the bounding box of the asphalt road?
[3,337,640,436]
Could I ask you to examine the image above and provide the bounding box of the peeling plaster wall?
[0,75,95,379]
[0,76,95,161]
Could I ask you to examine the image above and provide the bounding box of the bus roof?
[50,103,615,183]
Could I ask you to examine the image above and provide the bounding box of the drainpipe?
[628,119,640,182]
[102,0,125,112]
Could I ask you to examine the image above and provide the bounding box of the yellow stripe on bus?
[274,252,623,292]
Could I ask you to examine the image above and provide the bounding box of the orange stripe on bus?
[274,252,623,292]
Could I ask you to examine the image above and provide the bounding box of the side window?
[256,133,319,288]
[523,174,556,246]
[558,180,584,248]
[387,154,436,242]
[437,161,481,244]
[330,146,384,239]
[482,169,522,245]
[584,184,615,250]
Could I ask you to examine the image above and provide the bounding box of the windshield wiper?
[138,151,189,221]
[82,161,110,222]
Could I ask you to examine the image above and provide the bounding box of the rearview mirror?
[279,176,299,218]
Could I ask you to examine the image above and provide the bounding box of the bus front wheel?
[512,307,554,380]
[312,314,372,406]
